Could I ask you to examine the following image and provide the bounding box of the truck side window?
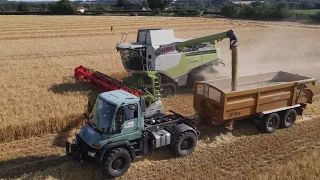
[124,104,138,120]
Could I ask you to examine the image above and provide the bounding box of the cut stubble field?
[0,15,320,180]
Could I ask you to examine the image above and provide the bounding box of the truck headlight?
[92,143,101,148]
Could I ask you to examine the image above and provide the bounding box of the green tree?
[309,11,320,22]
[40,3,48,11]
[154,7,161,14]
[48,0,75,15]
[17,2,29,11]
[116,0,128,7]
[147,0,172,11]
[142,0,149,7]
[243,5,257,18]
[220,4,239,18]
[270,1,293,19]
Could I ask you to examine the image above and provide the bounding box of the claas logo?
[161,46,174,53]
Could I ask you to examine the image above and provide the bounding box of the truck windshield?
[90,98,116,131]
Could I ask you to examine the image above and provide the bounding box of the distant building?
[77,6,88,13]
[95,0,144,4]
[142,7,152,11]
[232,1,264,5]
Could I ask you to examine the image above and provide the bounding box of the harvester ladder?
[151,73,161,99]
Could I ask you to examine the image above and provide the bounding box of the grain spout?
[231,47,238,91]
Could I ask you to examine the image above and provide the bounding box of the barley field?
[0,15,320,180]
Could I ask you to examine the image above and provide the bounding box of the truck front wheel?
[173,131,197,157]
[100,147,131,178]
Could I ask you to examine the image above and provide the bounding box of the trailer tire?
[280,109,297,128]
[173,131,197,157]
[100,147,131,179]
[258,113,280,133]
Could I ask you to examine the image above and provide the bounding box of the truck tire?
[280,109,297,128]
[258,113,280,133]
[173,131,197,157]
[100,147,131,179]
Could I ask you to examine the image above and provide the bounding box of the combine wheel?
[258,113,280,133]
[173,131,197,157]
[160,84,176,98]
[279,109,297,128]
[100,147,131,179]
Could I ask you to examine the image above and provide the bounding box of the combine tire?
[258,113,280,133]
[173,131,197,157]
[100,147,131,179]
[279,109,297,128]
[160,84,176,98]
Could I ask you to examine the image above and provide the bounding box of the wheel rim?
[181,137,193,150]
[267,116,278,130]
[161,86,175,97]
[112,157,126,170]
[286,112,295,125]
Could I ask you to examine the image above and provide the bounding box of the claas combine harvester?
[74,29,238,117]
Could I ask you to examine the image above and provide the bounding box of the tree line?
[220,1,320,22]
[0,0,319,22]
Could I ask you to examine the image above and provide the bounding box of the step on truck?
[193,71,317,132]
[66,90,199,179]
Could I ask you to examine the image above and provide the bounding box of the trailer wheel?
[280,109,297,128]
[100,147,131,179]
[173,131,197,157]
[258,113,280,133]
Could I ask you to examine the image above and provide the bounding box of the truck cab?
[66,89,199,179]
[80,90,146,149]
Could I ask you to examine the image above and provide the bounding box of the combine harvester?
[67,29,318,179]
[74,28,237,114]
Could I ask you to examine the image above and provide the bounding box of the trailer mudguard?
[99,140,136,163]
[171,123,199,146]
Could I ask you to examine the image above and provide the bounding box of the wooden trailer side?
[194,80,317,125]
[223,82,297,121]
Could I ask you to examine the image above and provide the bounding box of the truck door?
[112,104,141,142]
